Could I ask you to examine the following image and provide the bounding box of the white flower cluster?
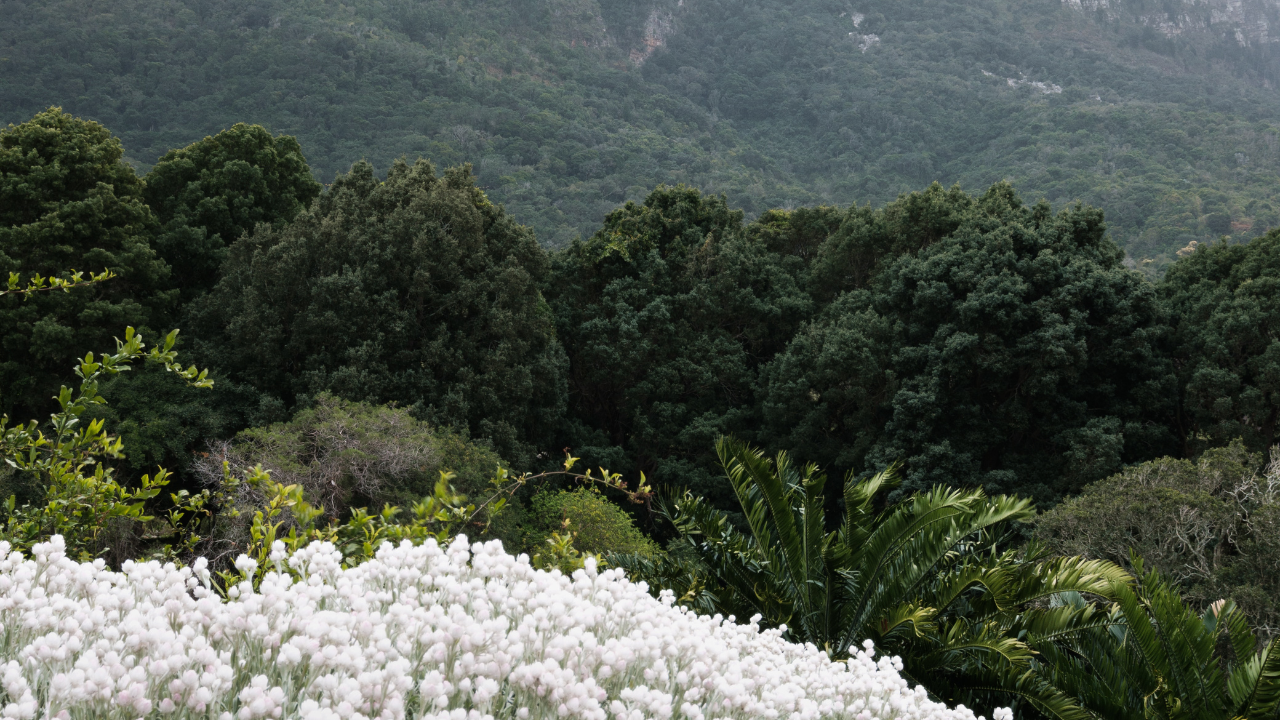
[0,535,1012,720]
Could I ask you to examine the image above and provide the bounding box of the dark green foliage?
[0,108,175,422]
[548,184,810,502]
[1036,564,1280,720]
[1162,230,1280,453]
[763,182,1176,505]
[189,158,567,464]
[144,124,321,300]
[805,184,973,303]
[1037,441,1280,641]
[745,206,843,265]
[759,289,893,474]
[619,437,1129,718]
[86,363,273,490]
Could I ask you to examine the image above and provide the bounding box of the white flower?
[235,555,259,577]
[0,536,1009,720]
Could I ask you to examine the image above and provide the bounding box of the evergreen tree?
[1161,230,1280,454]
[763,183,1176,505]
[189,159,566,465]
[548,185,811,503]
[0,108,174,422]
[144,124,322,301]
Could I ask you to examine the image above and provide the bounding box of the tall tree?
[144,124,322,301]
[0,108,174,422]
[763,183,1176,505]
[1161,230,1280,454]
[746,205,843,266]
[805,183,975,304]
[548,185,811,503]
[189,159,567,465]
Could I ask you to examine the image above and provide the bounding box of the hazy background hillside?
[5,0,1280,270]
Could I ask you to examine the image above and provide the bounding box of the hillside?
[4,0,1280,268]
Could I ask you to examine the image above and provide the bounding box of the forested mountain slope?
[4,0,1280,268]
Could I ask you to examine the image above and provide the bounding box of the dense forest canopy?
[5,0,1280,271]
[5,108,1279,512]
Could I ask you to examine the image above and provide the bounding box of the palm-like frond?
[716,437,835,640]
[627,438,1280,720]
[1032,561,1280,720]
[1111,559,1223,719]
[664,489,790,624]
[942,657,1096,720]
[655,437,1133,719]
[836,486,1034,656]
[1034,608,1145,720]
[876,600,937,642]
[1006,550,1132,605]
[1227,640,1280,719]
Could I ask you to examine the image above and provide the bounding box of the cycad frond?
[925,560,1011,618]
[837,488,1032,655]
[907,618,1038,682]
[716,437,835,639]
[1018,601,1118,647]
[952,659,1096,720]
[875,600,937,642]
[661,437,1156,720]
[843,462,900,533]
[664,490,789,624]
[1226,640,1280,718]
[1210,600,1260,677]
[1008,554,1131,605]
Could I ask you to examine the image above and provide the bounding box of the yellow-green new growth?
[0,327,215,560]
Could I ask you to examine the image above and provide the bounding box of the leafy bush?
[0,326,217,563]
[527,488,659,559]
[1036,440,1280,639]
[192,393,512,560]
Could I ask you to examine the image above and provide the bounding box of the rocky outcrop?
[629,4,678,65]
[1065,0,1280,47]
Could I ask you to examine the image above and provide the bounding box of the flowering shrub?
[0,535,1010,720]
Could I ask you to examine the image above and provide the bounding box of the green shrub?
[194,393,518,559]
[0,326,218,563]
[526,488,658,559]
[1036,440,1280,639]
